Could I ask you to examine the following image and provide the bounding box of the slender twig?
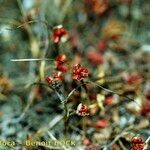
[103,126,133,150]
[145,136,150,144]
[0,18,20,25]
[12,82,52,123]
[17,0,33,38]
[32,115,64,141]
[15,87,36,122]
[55,90,69,136]
[61,0,73,22]
[64,84,82,103]
[6,20,52,30]
[80,80,88,93]
[144,136,150,150]
[118,140,127,150]
[10,58,54,62]
[88,81,141,107]
[55,84,84,136]
[48,115,64,130]
[39,17,51,81]
[47,132,68,150]
[69,124,84,135]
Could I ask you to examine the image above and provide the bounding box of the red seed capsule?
[76,103,90,116]
[46,72,64,85]
[131,137,146,150]
[55,54,68,72]
[52,25,69,43]
[46,76,53,85]
[53,72,64,81]
[56,65,68,72]
[55,54,67,64]
[72,64,89,81]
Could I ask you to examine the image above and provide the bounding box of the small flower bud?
[76,103,90,116]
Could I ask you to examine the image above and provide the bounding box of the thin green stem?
[6,20,52,30]
[88,80,141,107]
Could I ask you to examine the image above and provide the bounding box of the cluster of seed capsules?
[47,25,149,150]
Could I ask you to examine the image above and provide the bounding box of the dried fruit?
[131,137,146,150]
[55,54,68,72]
[76,103,90,116]
[53,72,64,81]
[46,72,64,89]
[72,64,89,81]
[55,54,67,65]
[52,25,69,43]
[46,76,53,85]
[56,65,68,72]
